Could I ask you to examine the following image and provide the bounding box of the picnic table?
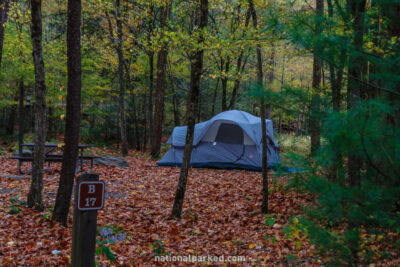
[11,143,99,174]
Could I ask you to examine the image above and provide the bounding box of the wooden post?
[71,173,102,267]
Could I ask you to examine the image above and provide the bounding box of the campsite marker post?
[71,173,105,267]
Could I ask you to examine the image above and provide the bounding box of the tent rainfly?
[157,110,280,171]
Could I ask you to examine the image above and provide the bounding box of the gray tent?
[157,110,280,171]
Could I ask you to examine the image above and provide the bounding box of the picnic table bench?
[11,143,99,174]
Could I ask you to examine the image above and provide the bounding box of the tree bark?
[265,44,275,119]
[211,78,219,116]
[18,80,24,156]
[151,4,169,159]
[6,91,18,135]
[171,0,208,220]
[228,52,248,110]
[168,69,181,127]
[28,0,47,211]
[0,0,10,70]
[249,0,268,214]
[326,0,345,183]
[346,0,367,262]
[310,0,324,156]
[221,57,229,111]
[114,0,128,156]
[147,52,154,151]
[52,0,82,225]
[278,54,286,133]
[347,0,366,187]
[228,8,251,110]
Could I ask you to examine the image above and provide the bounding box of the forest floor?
[0,147,397,266]
[0,148,318,266]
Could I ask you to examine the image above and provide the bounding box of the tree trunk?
[326,0,344,183]
[28,0,47,211]
[197,90,201,121]
[221,57,229,111]
[346,0,367,263]
[48,106,54,139]
[211,78,219,116]
[151,5,169,159]
[169,72,181,127]
[228,8,251,110]
[310,0,324,156]
[147,52,154,151]
[142,93,147,151]
[6,91,18,135]
[18,80,24,156]
[124,61,140,151]
[347,0,366,187]
[0,0,9,70]
[265,44,275,120]
[52,0,82,225]
[171,0,208,220]
[113,0,128,156]
[249,0,268,214]
[278,54,286,133]
[228,53,248,110]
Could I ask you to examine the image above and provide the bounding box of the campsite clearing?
[0,150,317,266]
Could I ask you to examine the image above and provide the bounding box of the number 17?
[85,197,96,207]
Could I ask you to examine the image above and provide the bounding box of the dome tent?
[157,110,280,171]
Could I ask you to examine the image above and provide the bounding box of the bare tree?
[249,0,268,214]
[347,0,367,187]
[310,0,324,156]
[171,0,208,219]
[151,3,170,159]
[114,0,128,156]
[28,0,47,211]
[52,0,82,225]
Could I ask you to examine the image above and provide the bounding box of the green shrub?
[288,100,400,266]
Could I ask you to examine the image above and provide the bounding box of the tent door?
[214,123,245,162]
[215,123,244,144]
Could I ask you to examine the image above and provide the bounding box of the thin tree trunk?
[147,52,154,151]
[327,0,344,182]
[124,60,140,150]
[133,97,141,150]
[265,43,275,120]
[169,71,181,127]
[113,0,128,156]
[0,0,9,70]
[249,0,268,214]
[171,0,208,220]
[310,0,324,156]
[6,91,18,135]
[347,0,366,187]
[346,0,367,263]
[296,112,301,134]
[52,0,82,225]
[211,78,219,116]
[18,80,24,156]
[228,53,248,110]
[142,94,147,151]
[28,0,47,211]
[48,106,54,139]
[151,4,169,159]
[228,8,251,110]
[221,57,229,111]
[197,90,201,121]
[278,54,286,133]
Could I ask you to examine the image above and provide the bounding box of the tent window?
[215,123,243,144]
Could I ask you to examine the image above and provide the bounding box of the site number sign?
[77,181,105,211]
